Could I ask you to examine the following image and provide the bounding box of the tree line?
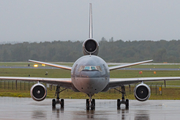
[0,39,180,63]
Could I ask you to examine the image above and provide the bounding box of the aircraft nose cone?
[74,77,108,95]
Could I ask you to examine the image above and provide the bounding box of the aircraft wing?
[29,59,72,70]
[109,60,153,71]
[108,77,180,88]
[0,77,72,88]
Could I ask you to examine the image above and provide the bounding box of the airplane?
[1,3,180,110]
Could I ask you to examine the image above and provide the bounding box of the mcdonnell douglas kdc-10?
[1,3,180,110]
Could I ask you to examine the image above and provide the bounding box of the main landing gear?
[86,95,95,110]
[115,86,129,109]
[52,86,67,108]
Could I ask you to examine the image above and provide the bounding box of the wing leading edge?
[108,77,180,89]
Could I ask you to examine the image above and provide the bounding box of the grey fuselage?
[71,55,110,96]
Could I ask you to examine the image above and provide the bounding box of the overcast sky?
[0,0,180,43]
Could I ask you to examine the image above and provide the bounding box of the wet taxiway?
[0,97,180,120]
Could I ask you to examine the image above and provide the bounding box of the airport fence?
[0,80,164,96]
[0,80,57,91]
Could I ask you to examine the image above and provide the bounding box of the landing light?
[42,64,45,66]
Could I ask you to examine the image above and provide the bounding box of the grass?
[0,68,70,78]
[131,65,180,69]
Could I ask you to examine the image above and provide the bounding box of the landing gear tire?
[91,99,95,110]
[52,99,56,108]
[117,99,121,109]
[61,99,64,108]
[125,99,129,109]
[86,99,89,110]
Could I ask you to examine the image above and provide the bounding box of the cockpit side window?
[96,66,102,71]
[78,66,85,72]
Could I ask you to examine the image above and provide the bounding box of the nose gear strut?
[86,94,95,110]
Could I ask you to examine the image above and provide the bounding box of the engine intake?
[134,83,150,101]
[83,39,99,55]
[30,83,47,101]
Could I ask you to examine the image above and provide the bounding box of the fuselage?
[71,55,110,96]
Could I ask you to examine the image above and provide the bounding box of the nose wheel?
[86,95,95,110]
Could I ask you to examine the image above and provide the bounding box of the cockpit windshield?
[79,66,102,72]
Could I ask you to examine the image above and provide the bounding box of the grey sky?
[0,0,180,43]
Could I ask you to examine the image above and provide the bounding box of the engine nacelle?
[134,83,150,101]
[30,83,47,101]
[83,39,99,55]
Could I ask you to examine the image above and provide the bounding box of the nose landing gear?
[86,95,95,110]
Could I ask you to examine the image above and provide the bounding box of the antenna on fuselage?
[89,3,93,39]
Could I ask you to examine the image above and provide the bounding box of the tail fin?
[82,3,99,56]
[89,3,93,38]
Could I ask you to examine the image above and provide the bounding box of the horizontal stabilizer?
[109,59,153,71]
[29,59,72,70]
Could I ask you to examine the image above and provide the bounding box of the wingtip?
[28,59,32,62]
[146,59,153,62]
[28,59,36,62]
[146,59,153,63]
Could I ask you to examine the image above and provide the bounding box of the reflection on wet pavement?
[32,111,47,119]
[134,111,150,120]
[0,97,180,120]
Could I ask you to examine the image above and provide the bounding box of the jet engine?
[83,39,99,55]
[30,83,47,101]
[134,83,150,101]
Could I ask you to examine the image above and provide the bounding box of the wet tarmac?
[0,97,180,120]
